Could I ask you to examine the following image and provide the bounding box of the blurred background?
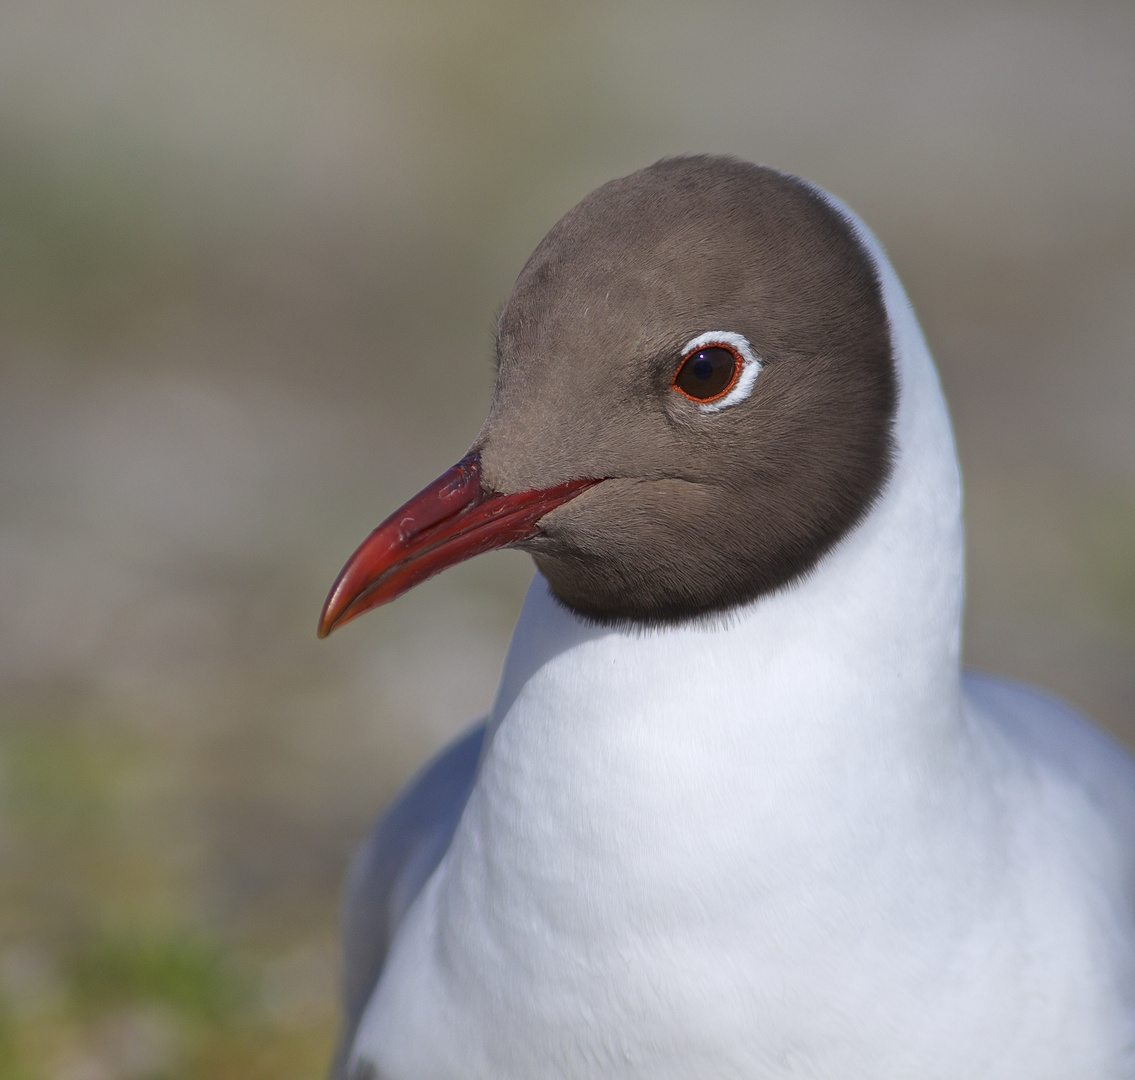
[0,1,1132,1076]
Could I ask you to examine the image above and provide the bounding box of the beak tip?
[316,597,344,639]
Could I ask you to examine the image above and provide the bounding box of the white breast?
[350,576,1135,1079]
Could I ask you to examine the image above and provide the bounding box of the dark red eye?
[672,345,740,402]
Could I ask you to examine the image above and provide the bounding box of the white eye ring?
[671,328,762,412]
[677,331,761,413]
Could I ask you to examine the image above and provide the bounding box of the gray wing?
[331,721,487,1080]
[964,671,1135,843]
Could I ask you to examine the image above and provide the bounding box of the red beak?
[317,453,599,638]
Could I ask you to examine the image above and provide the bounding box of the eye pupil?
[674,345,738,402]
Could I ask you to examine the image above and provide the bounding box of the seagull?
[317,156,1135,1080]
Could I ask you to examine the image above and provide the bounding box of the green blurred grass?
[0,706,338,1080]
